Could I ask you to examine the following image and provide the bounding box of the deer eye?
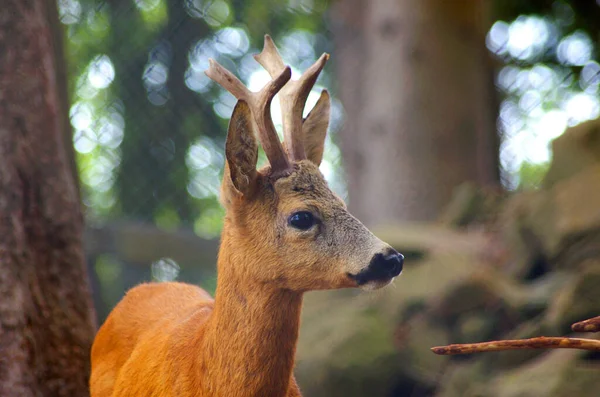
[288,211,316,230]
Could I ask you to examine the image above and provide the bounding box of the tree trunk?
[0,1,97,396]
[332,0,499,225]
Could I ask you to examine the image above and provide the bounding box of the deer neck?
[201,233,303,396]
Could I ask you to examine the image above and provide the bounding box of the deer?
[89,35,404,397]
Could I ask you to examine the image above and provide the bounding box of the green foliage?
[517,161,550,189]
[490,0,600,188]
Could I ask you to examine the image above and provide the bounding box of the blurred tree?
[488,0,600,188]
[106,0,214,225]
[0,1,96,395]
[332,0,500,225]
[496,0,600,38]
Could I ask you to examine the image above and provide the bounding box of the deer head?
[205,35,403,292]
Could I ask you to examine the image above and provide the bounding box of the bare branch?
[572,316,600,333]
[431,336,600,356]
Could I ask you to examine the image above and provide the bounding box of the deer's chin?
[358,277,398,291]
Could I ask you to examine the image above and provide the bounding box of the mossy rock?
[543,260,600,333]
[500,165,600,268]
[478,349,596,397]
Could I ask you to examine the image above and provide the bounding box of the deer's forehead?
[273,167,343,210]
[282,170,324,191]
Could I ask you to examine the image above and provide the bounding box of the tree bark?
[332,0,499,225]
[0,1,96,396]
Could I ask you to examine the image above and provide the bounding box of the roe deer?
[90,35,404,397]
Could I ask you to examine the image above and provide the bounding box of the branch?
[572,316,600,333]
[431,336,600,355]
[431,315,600,356]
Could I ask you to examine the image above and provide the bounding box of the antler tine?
[205,59,292,173]
[205,59,251,101]
[254,35,286,77]
[254,35,330,161]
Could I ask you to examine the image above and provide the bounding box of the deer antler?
[205,59,292,173]
[254,34,329,161]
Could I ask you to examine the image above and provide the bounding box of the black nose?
[371,251,404,278]
[348,249,404,285]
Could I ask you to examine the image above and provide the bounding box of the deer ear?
[221,100,258,205]
[302,90,330,166]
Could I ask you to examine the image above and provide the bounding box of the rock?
[552,361,600,396]
[295,300,406,397]
[439,182,505,227]
[551,165,600,253]
[543,260,600,333]
[497,120,600,278]
[543,118,600,188]
[434,361,486,397]
[427,269,525,346]
[515,270,572,315]
[499,165,600,273]
[428,269,523,320]
[497,191,551,279]
[393,314,450,388]
[439,183,482,226]
[480,348,597,397]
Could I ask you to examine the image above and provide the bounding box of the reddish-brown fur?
[90,38,399,397]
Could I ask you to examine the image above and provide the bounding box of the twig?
[572,316,600,333]
[431,336,600,355]
[432,315,600,356]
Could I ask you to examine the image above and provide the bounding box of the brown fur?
[90,98,394,396]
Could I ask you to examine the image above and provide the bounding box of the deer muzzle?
[347,249,404,289]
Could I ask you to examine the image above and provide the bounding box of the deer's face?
[247,161,402,292]
[209,36,403,293]
[220,113,403,292]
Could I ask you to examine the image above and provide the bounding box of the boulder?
[543,260,600,333]
[499,165,600,276]
[543,118,600,188]
[479,348,599,397]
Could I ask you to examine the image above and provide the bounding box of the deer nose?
[371,250,404,278]
[348,249,404,285]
